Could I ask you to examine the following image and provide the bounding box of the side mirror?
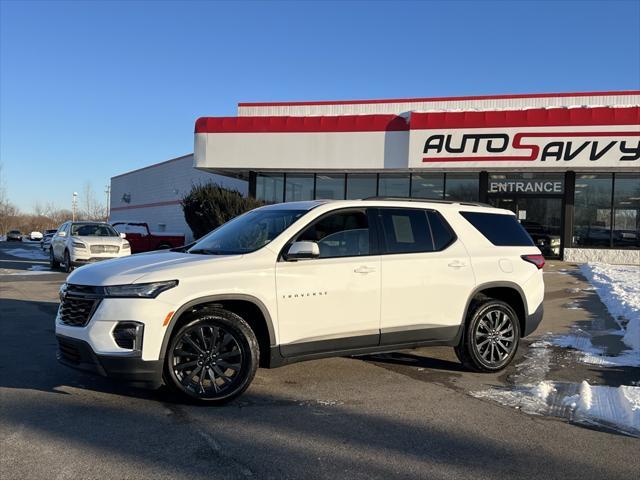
[286,241,320,260]
[58,231,66,237]
[120,232,127,239]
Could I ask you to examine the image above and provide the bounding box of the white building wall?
[238,93,640,117]
[109,154,247,242]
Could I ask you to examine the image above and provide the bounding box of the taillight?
[522,254,545,269]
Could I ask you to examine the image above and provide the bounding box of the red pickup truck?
[111,222,185,254]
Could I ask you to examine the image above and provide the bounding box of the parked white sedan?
[29,231,43,241]
[50,221,131,273]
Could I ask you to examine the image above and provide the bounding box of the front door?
[489,196,563,258]
[275,209,381,357]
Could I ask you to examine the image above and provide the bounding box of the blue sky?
[1,0,639,212]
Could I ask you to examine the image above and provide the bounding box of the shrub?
[182,183,264,240]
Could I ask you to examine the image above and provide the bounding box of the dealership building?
[111,90,639,263]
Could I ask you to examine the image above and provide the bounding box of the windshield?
[188,208,307,255]
[71,223,119,237]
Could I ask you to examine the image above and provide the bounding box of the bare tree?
[81,181,107,221]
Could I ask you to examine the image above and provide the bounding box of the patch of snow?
[571,381,640,434]
[4,247,48,261]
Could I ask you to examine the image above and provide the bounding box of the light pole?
[72,192,78,221]
[105,184,111,220]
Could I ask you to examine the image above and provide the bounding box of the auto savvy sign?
[407,107,640,169]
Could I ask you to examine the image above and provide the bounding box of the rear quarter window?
[460,211,534,246]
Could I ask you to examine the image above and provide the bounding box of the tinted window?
[315,174,345,200]
[297,210,369,258]
[380,209,433,254]
[427,211,456,250]
[346,174,377,199]
[378,174,410,197]
[461,212,534,246]
[285,174,314,201]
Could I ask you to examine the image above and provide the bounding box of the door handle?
[448,260,466,269]
[354,266,376,274]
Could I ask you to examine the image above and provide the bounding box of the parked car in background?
[29,231,43,241]
[7,230,22,241]
[50,221,131,273]
[56,199,545,404]
[111,222,185,253]
[41,229,59,250]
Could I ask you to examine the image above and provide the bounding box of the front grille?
[58,284,102,327]
[90,245,119,254]
[57,337,82,363]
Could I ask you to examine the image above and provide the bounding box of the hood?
[67,251,242,286]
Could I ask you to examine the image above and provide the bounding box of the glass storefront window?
[573,174,613,247]
[346,174,377,199]
[285,174,314,201]
[315,174,345,200]
[379,173,410,197]
[411,173,445,199]
[256,174,284,203]
[445,173,479,201]
[613,174,640,248]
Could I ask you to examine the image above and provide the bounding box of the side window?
[427,210,456,250]
[297,210,370,258]
[380,208,433,254]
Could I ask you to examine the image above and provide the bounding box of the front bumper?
[56,334,163,389]
[523,303,544,337]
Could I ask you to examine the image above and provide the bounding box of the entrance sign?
[488,179,564,194]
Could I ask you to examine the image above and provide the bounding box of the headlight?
[73,241,86,248]
[103,280,178,298]
[122,241,130,249]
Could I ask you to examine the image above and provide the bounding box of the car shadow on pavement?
[357,351,466,372]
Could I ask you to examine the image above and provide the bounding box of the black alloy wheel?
[455,299,520,372]
[165,309,259,404]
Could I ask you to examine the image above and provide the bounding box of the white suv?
[50,221,131,273]
[55,199,544,403]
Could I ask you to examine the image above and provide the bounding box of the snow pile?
[566,381,640,435]
[580,263,640,352]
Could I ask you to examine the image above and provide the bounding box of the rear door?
[275,208,381,356]
[52,223,68,259]
[377,207,475,345]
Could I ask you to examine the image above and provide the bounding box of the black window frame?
[373,207,458,256]
[278,207,380,261]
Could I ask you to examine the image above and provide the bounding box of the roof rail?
[362,196,491,208]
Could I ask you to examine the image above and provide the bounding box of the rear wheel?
[164,309,259,404]
[455,299,520,372]
[49,248,60,269]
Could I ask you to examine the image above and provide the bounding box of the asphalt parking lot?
[0,241,638,480]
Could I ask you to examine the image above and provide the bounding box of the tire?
[164,309,259,404]
[50,248,60,269]
[455,299,520,372]
[63,250,73,273]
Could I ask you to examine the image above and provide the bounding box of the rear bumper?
[523,303,544,337]
[56,334,163,389]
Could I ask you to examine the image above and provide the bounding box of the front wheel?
[50,248,60,269]
[164,309,259,404]
[63,250,73,273]
[455,299,520,372]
